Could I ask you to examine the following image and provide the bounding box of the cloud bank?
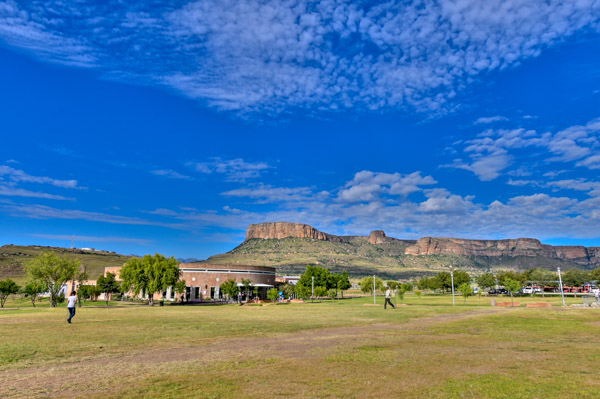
[1,0,599,114]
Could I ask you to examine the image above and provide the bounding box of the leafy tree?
[397,288,406,304]
[417,277,430,291]
[336,270,352,297]
[295,284,311,300]
[315,286,328,297]
[283,283,295,299]
[328,288,337,300]
[267,288,279,302]
[400,282,413,292]
[77,284,95,305]
[120,253,180,306]
[359,276,384,294]
[414,290,422,303]
[220,279,239,300]
[526,267,556,297]
[175,280,187,302]
[241,278,253,298]
[0,279,20,308]
[97,272,121,306]
[476,273,496,290]
[387,281,399,290]
[563,269,589,287]
[74,267,89,307]
[590,267,600,282]
[297,265,333,292]
[504,278,522,307]
[25,251,79,307]
[23,280,47,307]
[458,283,472,305]
[496,270,525,286]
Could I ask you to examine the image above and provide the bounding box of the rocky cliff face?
[245,222,599,267]
[246,222,352,243]
[404,237,599,266]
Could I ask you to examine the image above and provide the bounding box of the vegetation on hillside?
[0,244,131,282]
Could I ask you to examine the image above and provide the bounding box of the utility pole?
[557,267,566,306]
[450,265,456,306]
[311,276,314,303]
[373,274,376,304]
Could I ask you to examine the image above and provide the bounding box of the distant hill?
[0,245,132,283]
[204,222,600,279]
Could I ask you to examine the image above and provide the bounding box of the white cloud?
[30,233,153,246]
[222,184,314,203]
[0,185,72,200]
[189,157,271,182]
[447,117,600,180]
[474,116,509,124]
[338,171,436,202]
[151,169,191,180]
[0,165,80,189]
[1,1,599,115]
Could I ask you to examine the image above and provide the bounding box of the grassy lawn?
[1,294,599,398]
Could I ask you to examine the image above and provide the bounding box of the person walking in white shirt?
[384,287,396,309]
[67,291,78,324]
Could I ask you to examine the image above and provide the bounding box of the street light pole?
[373,274,376,304]
[557,267,566,306]
[450,266,456,306]
[312,276,314,303]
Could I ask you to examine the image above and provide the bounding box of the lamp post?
[557,267,566,306]
[373,274,376,304]
[449,266,456,306]
[216,277,220,300]
[311,275,314,303]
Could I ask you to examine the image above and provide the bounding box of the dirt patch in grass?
[0,308,502,397]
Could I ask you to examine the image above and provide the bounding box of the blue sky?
[1,0,600,259]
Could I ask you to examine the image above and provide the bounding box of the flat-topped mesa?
[369,230,388,245]
[405,237,546,257]
[405,237,599,262]
[245,222,351,243]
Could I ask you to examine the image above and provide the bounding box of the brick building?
[102,263,276,302]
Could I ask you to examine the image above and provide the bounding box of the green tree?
[25,251,79,307]
[458,283,472,305]
[295,284,311,300]
[23,280,47,307]
[97,272,121,306]
[77,284,95,305]
[328,288,337,300]
[74,267,89,307]
[400,282,413,292]
[283,283,295,299]
[476,273,496,290]
[563,269,589,287]
[496,270,526,286]
[315,286,328,297]
[590,267,600,282]
[359,276,384,294]
[504,278,522,307]
[387,281,399,290]
[397,288,406,304]
[526,268,556,297]
[0,279,20,308]
[267,288,279,302]
[175,280,187,302]
[297,265,334,296]
[120,253,181,306]
[241,278,253,298]
[220,279,239,300]
[414,290,422,303]
[336,270,352,297]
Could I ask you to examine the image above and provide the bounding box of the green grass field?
[1,294,599,398]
